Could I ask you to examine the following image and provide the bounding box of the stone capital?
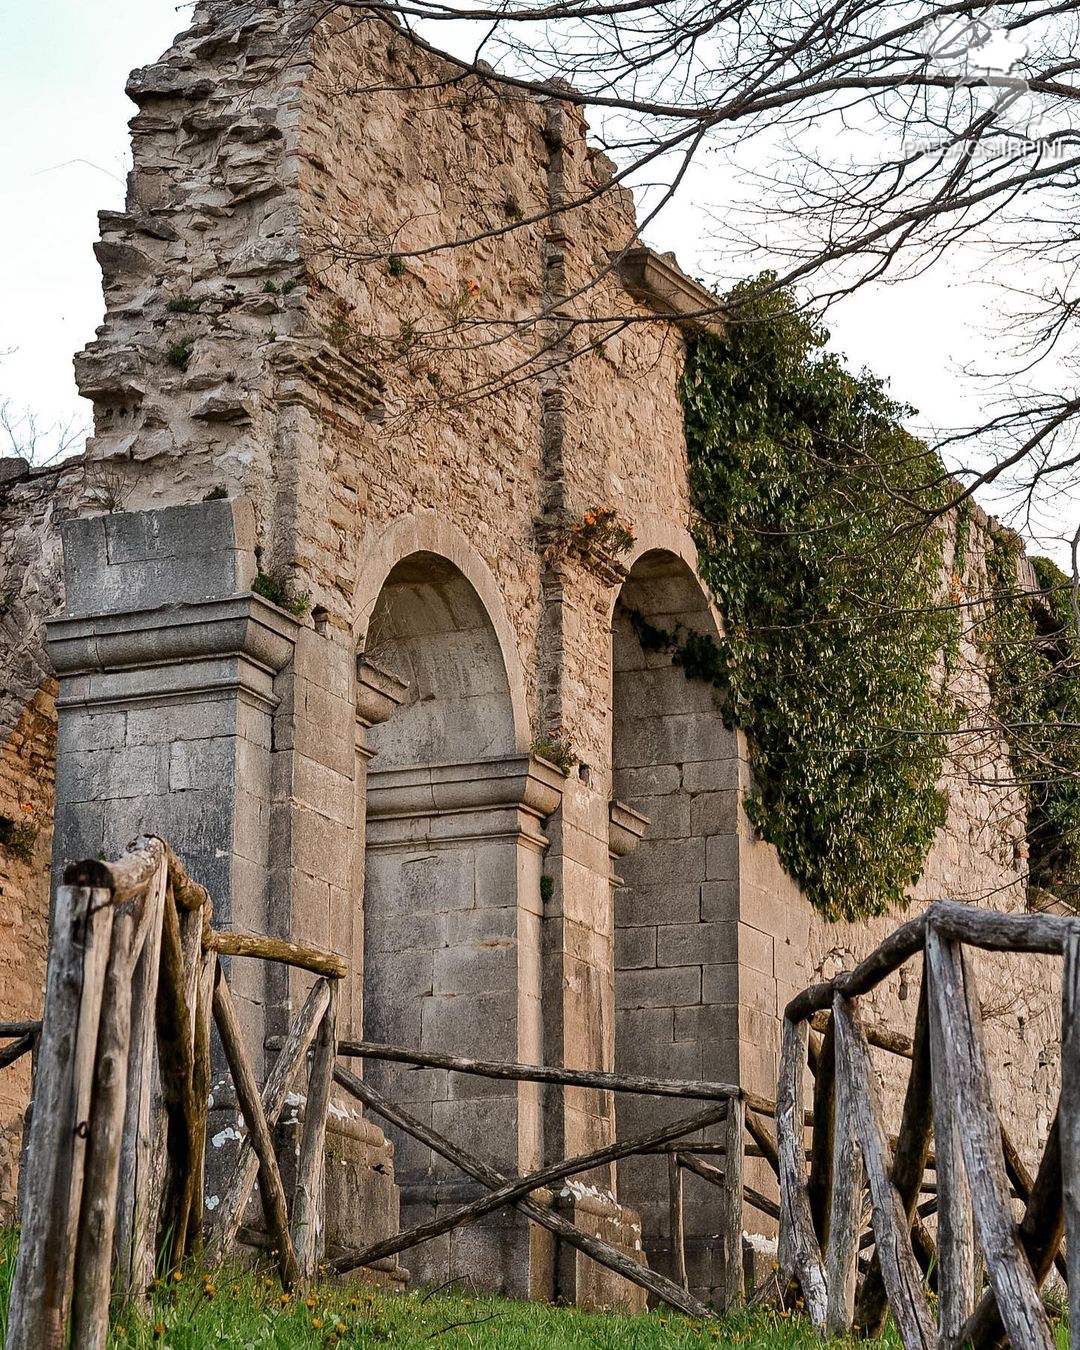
[366,754,564,851]
[47,593,300,714]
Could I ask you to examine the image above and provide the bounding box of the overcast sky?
[0,2,1067,555]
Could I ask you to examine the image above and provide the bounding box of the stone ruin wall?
[0,0,1061,1256]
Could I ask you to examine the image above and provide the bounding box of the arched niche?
[358,549,561,1296]
[610,549,740,1303]
[364,551,518,766]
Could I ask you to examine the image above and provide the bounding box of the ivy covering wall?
[677,278,957,920]
[672,276,1080,920]
[984,539,1080,907]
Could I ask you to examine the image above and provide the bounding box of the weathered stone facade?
[0,0,1061,1303]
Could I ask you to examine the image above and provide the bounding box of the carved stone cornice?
[356,657,409,731]
[609,799,650,860]
[614,247,726,335]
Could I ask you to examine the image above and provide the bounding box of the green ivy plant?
[984,537,1080,906]
[676,276,958,920]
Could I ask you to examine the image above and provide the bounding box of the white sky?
[0,1,1071,558]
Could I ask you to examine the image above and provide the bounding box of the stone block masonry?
[0,0,1060,1305]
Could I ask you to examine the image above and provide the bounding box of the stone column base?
[395,1180,556,1300]
[555,1189,648,1312]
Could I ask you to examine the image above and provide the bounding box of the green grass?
[0,1227,860,1350]
[0,1227,1066,1349]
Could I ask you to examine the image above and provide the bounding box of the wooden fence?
[3,837,755,1343]
[776,900,1076,1350]
[4,837,344,1350]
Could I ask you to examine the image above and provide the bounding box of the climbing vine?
[675,276,958,920]
[984,537,1080,906]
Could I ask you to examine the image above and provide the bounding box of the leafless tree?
[302,0,1080,569]
[0,400,86,469]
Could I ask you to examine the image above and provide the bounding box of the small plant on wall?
[252,571,311,617]
[531,727,578,776]
[0,813,37,866]
[567,507,635,561]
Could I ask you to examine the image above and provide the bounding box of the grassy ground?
[0,1226,886,1350]
[0,1230,1065,1349]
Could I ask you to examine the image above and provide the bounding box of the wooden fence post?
[719,1093,744,1311]
[833,993,934,1350]
[1062,928,1080,1350]
[205,976,331,1266]
[114,862,167,1300]
[212,965,300,1290]
[776,1015,827,1327]
[927,940,975,1349]
[5,885,108,1350]
[71,909,137,1350]
[925,926,1053,1350]
[292,980,338,1284]
[825,1020,861,1337]
[668,1153,688,1292]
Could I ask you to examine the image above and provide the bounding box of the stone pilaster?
[47,499,297,1067]
[362,753,563,1296]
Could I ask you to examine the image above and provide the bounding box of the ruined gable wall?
[0,0,1061,1239]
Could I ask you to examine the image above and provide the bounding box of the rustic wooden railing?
[328,1040,753,1317]
[5,837,344,1350]
[5,836,758,1343]
[776,900,1075,1350]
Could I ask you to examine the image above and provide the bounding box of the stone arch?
[353,512,530,752]
[357,538,561,1296]
[362,551,517,765]
[609,547,740,1303]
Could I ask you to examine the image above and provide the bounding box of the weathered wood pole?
[205,975,331,1265]
[825,1016,862,1336]
[332,1099,730,1276]
[333,1061,714,1319]
[71,909,137,1350]
[1061,929,1080,1350]
[928,941,976,1349]
[212,965,300,1290]
[719,1092,745,1310]
[776,1015,827,1326]
[855,976,933,1336]
[833,993,934,1350]
[114,863,167,1300]
[925,926,1053,1350]
[669,1153,688,1291]
[292,980,339,1284]
[5,885,103,1350]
